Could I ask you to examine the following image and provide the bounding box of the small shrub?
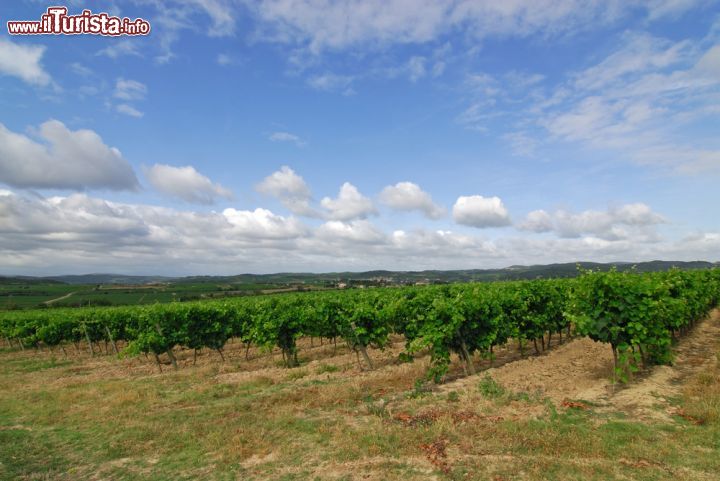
[478,375,505,399]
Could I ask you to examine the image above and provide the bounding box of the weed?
[316,363,339,374]
[406,379,431,399]
[478,375,505,399]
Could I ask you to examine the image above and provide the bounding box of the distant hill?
[186,260,718,284]
[3,260,716,286]
[44,274,175,285]
[0,276,64,285]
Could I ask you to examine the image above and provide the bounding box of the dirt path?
[448,310,720,421]
[43,291,78,305]
[587,309,720,421]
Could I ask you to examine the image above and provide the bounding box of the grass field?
[0,282,299,310]
[1,314,719,480]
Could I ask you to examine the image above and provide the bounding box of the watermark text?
[7,7,151,36]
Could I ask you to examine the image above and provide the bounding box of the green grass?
[478,374,506,399]
[315,363,340,374]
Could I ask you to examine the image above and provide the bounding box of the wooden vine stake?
[83,323,94,357]
[105,325,119,355]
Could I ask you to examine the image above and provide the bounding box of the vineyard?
[2,268,720,480]
[2,268,719,383]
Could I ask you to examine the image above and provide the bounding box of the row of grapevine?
[1,269,718,381]
[569,268,720,379]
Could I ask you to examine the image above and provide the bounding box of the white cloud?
[390,228,500,257]
[0,37,51,86]
[379,181,445,219]
[144,164,233,204]
[518,203,666,241]
[315,220,386,244]
[519,210,554,233]
[307,73,355,94]
[645,0,709,20]
[269,131,306,146]
[217,53,233,65]
[321,182,377,221]
[70,63,93,77]
[572,33,692,92]
[407,56,427,82]
[114,78,148,100]
[246,1,701,54]
[0,191,312,274]
[0,120,139,191]
[465,29,720,174]
[256,166,319,216]
[453,195,511,228]
[97,39,142,58]
[112,79,147,119]
[222,207,307,238]
[81,0,707,72]
[0,191,715,275]
[188,0,237,36]
[116,104,144,118]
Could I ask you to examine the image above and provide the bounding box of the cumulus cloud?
[222,208,307,238]
[256,166,319,216]
[144,164,233,204]
[0,191,311,274]
[518,203,666,241]
[390,228,500,257]
[0,190,715,275]
[321,182,377,221]
[315,220,386,244]
[519,210,554,233]
[0,37,51,86]
[453,195,511,228]
[0,120,139,191]
[379,181,445,219]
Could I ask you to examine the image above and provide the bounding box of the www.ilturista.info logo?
[7,6,151,36]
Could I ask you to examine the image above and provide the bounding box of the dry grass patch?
[680,351,720,425]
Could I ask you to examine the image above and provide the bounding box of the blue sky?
[1,0,719,275]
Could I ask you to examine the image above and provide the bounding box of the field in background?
[1,311,718,480]
[0,280,307,310]
[3,260,717,310]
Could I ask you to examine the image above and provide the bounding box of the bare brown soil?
[435,309,720,422]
